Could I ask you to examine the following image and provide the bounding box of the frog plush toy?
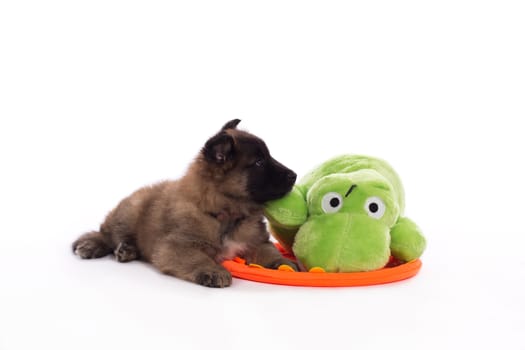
[265,155,426,273]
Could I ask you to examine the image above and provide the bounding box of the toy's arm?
[264,185,308,253]
[390,217,427,262]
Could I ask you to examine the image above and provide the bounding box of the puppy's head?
[202,119,297,204]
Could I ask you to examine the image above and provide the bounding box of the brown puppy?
[72,119,297,287]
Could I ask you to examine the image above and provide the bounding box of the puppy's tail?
[72,231,113,259]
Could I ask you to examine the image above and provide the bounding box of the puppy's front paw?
[195,268,232,288]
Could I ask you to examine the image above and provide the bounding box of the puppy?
[72,119,297,287]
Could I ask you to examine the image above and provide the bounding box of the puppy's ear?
[203,132,235,164]
[221,119,241,131]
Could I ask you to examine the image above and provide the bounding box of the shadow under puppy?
[72,119,297,287]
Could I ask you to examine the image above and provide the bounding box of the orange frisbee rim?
[222,244,422,287]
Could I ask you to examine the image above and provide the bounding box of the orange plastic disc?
[222,244,422,287]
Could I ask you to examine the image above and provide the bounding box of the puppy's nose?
[287,172,297,183]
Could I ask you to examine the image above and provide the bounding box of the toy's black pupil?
[369,202,379,213]
[330,197,340,207]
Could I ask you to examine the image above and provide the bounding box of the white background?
[1,1,524,349]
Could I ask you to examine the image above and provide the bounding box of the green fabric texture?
[265,154,426,272]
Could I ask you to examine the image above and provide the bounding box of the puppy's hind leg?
[100,201,141,263]
[114,240,140,262]
[72,231,113,259]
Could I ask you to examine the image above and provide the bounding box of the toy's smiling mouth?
[345,184,357,198]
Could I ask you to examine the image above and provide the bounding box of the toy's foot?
[278,264,296,272]
[309,267,326,273]
[268,258,299,271]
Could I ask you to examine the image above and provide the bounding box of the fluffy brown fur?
[72,119,297,287]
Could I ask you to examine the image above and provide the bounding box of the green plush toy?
[265,155,426,272]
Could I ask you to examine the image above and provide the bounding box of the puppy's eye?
[321,192,343,213]
[255,159,265,167]
[364,196,386,219]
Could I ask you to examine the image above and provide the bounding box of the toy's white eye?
[321,192,343,213]
[364,196,386,219]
